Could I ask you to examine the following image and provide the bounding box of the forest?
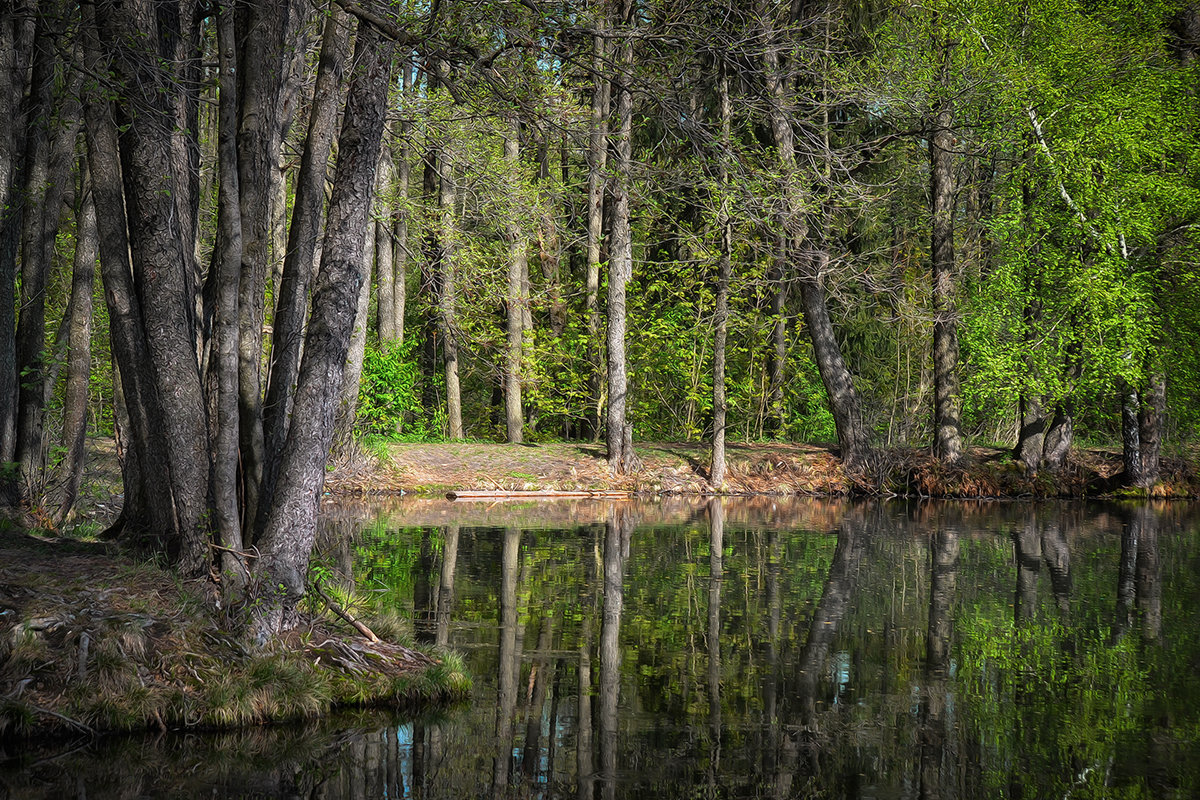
[1,0,1198,635]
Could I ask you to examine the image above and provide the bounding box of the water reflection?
[5,498,1199,798]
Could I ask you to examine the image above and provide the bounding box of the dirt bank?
[328,440,1200,499]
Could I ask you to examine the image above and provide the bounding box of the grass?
[0,538,471,740]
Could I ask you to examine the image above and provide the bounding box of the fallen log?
[445,489,633,501]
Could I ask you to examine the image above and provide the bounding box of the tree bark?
[0,2,36,502]
[211,0,245,588]
[585,20,609,443]
[606,4,635,473]
[505,116,526,444]
[252,21,395,639]
[236,0,301,534]
[930,46,963,463]
[760,4,804,442]
[1014,392,1046,474]
[333,218,375,452]
[13,1,71,501]
[389,61,412,347]
[436,127,464,440]
[710,71,731,490]
[376,134,397,343]
[80,0,180,551]
[1121,378,1142,484]
[1042,402,1073,471]
[798,246,871,467]
[52,165,97,525]
[96,0,211,575]
[259,6,350,538]
[1137,369,1166,487]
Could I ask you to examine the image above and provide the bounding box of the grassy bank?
[0,531,469,740]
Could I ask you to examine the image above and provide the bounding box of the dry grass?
[0,531,469,740]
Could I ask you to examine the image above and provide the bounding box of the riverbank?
[4,436,1195,739]
[331,440,1200,499]
[0,527,469,741]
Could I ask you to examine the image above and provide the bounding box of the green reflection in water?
[4,499,1200,800]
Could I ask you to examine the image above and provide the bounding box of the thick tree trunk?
[505,117,526,444]
[1014,392,1046,474]
[0,3,36,502]
[97,0,211,575]
[606,26,635,473]
[236,0,301,533]
[80,0,180,551]
[259,7,350,538]
[1137,370,1166,487]
[799,246,871,467]
[585,23,609,443]
[13,3,71,500]
[1121,379,1142,484]
[52,166,97,524]
[211,0,245,588]
[930,62,963,463]
[1042,402,1073,471]
[333,221,375,452]
[252,22,395,639]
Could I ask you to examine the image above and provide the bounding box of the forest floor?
[330,439,1200,499]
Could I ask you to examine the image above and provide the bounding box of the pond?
[3,497,1199,798]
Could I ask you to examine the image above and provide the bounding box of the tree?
[252,17,397,638]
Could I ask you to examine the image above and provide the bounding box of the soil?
[330,439,1200,500]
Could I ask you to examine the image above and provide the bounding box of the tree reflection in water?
[6,498,1198,799]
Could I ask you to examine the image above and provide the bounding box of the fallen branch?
[313,584,380,643]
[446,489,633,500]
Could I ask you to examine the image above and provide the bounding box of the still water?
[4,497,1200,798]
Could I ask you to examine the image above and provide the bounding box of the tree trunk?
[333,219,375,452]
[1014,392,1046,474]
[505,116,526,444]
[0,2,36,504]
[930,51,963,463]
[96,0,211,575]
[236,0,301,534]
[80,0,184,554]
[760,6,807,443]
[585,21,609,443]
[1042,402,1073,471]
[606,21,635,474]
[436,129,464,440]
[52,164,97,525]
[1137,369,1165,487]
[799,246,871,467]
[252,21,395,640]
[13,2,70,501]
[376,135,396,342]
[259,6,350,538]
[390,62,412,346]
[710,71,731,490]
[210,0,245,589]
[1121,378,1142,484]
